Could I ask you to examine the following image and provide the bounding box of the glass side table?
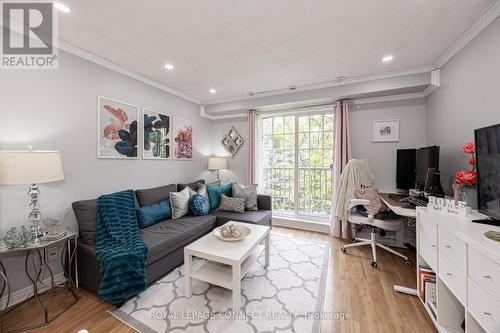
[0,232,79,333]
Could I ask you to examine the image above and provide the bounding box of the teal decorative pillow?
[189,194,210,216]
[136,200,172,228]
[207,183,233,210]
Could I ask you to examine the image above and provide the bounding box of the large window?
[262,113,334,219]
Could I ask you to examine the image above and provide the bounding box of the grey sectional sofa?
[72,181,272,294]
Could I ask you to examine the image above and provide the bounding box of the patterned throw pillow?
[207,183,233,210]
[233,183,258,211]
[189,194,210,216]
[217,194,245,213]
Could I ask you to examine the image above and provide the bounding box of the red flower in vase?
[454,170,477,186]
[468,157,476,167]
[461,142,475,154]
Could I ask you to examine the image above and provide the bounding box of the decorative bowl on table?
[213,224,251,242]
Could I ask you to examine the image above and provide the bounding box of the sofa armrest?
[257,194,272,211]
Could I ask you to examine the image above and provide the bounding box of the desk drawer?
[419,221,437,270]
[439,251,466,304]
[438,227,466,271]
[469,247,500,303]
[468,278,500,333]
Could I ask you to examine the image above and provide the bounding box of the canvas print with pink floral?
[173,118,193,159]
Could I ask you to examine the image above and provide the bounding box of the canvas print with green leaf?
[142,109,171,159]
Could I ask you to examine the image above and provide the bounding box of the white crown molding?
[436,0,500,68]
[58,41,201,105]
[203,65,436,106]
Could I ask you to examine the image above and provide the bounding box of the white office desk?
[379,193,419,296]
[379,192,416,218]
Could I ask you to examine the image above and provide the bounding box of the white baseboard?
[0,273,66,309]
[272,216,330,234]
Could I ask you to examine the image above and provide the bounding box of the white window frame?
[258,107,333,224]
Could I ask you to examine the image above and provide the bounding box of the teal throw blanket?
[96,190,148,303]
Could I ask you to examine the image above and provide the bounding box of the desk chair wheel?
[340,247,346,253]
[371,261,377,268]
[404,259,412,267]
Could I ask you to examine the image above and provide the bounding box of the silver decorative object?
[42,208,68,233]
[222,127,244,156]
[3,226,32,249]
[28,183,44,242]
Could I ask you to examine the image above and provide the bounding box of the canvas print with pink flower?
[173,118,193,160]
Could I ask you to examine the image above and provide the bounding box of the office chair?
[340,198,412,268]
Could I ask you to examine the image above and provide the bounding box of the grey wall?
[0,50,213,292]
[350,99,426,192]
[426,16,500,174]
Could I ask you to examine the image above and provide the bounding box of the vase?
[465,187,478,210]
[452,183,467,204]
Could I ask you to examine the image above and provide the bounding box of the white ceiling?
[58,0,496,103]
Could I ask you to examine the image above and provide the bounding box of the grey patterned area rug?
[110,234,329,333]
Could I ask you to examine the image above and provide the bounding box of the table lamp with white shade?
[0,149,65,243]
[208,157,228,181]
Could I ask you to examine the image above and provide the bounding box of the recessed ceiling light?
[54,2,71,13]
[164,63,174,70]
[288,85,297,91]
[335,76,346,82]
[209,89,216,94]
[382,55,394,63]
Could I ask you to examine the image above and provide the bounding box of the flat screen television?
[475,123,500,225]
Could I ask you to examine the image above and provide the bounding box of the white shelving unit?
[416,208,500,333]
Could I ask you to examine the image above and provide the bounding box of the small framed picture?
[372,119,400,142]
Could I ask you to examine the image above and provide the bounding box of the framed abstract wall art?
[372,119,400,142]
[97,96,139,159]
[142,108,171,160]
[172,117,193,160]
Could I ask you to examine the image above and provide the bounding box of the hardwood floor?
[18,227,436,333]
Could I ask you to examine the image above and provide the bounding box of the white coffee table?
[184,221,270,311]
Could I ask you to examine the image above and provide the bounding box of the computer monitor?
[475,123,500,225]
[415,146,440,190]
[396,149,416,191]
